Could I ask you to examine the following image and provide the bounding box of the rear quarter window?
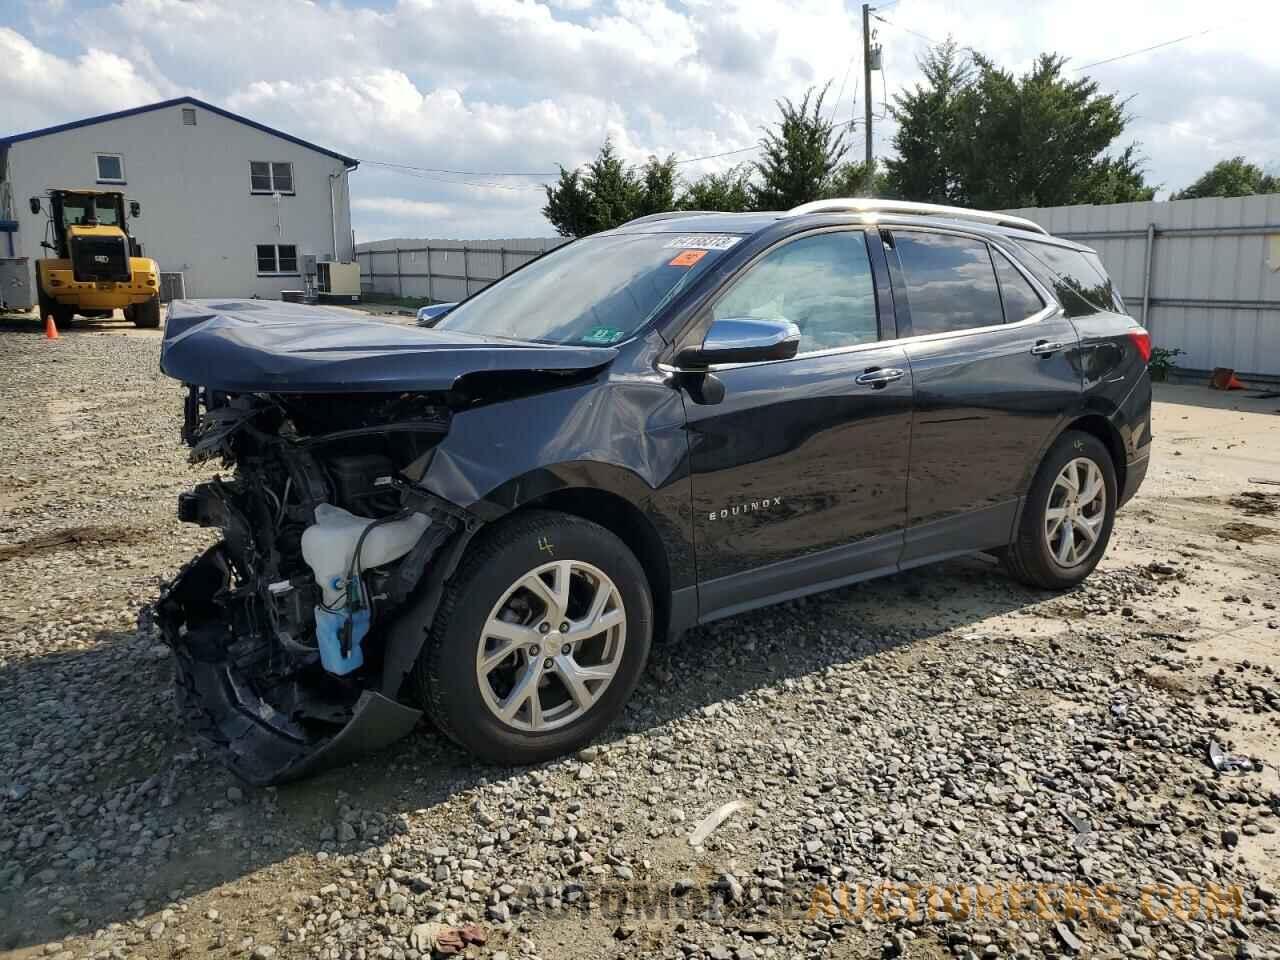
[991,250,1045,323]
[1013,240,1125,317]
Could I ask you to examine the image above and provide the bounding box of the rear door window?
[892,231,1003,335]
[992,249,1045,322]
[1013,240,1124,316]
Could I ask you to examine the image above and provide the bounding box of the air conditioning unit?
[316,260,361,303]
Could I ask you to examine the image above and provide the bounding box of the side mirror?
[129,200,141,218]
[29,197,41,215]
[675,317,801,369]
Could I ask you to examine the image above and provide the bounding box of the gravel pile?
[1,326,1278,960]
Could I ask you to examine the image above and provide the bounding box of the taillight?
[1127,328,1152,363]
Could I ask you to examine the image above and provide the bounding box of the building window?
[182,107,197,125]
[256,244,299,275]
[250,161,294,194]
[96,153,125,183]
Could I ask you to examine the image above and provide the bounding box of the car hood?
[160,299,619,393]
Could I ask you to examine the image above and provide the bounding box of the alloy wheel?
[1044,456,1107,568]
[475,559,627,732]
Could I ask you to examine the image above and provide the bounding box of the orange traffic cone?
[1210,367,1246,391]
[44,314,60,339]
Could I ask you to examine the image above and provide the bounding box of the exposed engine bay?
[152,386,479,784]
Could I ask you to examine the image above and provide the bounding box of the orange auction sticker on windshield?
[669,249,708,267]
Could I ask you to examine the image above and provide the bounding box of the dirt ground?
[1,312,1278,960]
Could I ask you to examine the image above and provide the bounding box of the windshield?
[433,232,740,345]
[61,194,121,228]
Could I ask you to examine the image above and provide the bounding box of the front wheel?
[131,297,162,329]
[1003,430,1117,590]
[412,510,653,764]
[37,287,74,329]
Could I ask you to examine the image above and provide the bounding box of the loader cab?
[42,190,140,258]
[35,190,140,282]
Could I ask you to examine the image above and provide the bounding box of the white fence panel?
[355,237,568,304]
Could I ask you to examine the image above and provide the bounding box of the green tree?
[884,40,971,204]
[1079,144,1157,204]
[636,155,678,215]
[541,140,678,237]
[824,160,889,199]
[581,139,641,232]
[885,45,1155,207]
[1171,156,1279,199]
[677,164,754,211]
[752,84,849,210]
[959,53,1151,207]
[542,167,595,238]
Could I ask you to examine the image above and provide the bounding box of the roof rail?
[780,198,1049,235]
[621,210,721,227]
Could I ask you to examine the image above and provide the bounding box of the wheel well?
[1064,414,1126,492]
[526,488,673,642]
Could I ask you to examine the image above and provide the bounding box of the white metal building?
[0,97,357,300]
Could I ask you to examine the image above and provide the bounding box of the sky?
[2,0,1278,242]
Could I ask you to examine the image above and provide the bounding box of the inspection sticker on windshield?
[668,249,708,267]
[664,234,741,251]
[583,326,626,345]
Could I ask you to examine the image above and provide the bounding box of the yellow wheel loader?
[30,189,161,328]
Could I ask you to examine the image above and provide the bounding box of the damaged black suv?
[156,199,1152,784]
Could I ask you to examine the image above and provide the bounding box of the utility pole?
[862,2,874,196]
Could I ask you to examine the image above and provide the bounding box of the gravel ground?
[2,314,1279,960]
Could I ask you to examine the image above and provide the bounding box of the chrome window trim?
[661,302,1062,374]
[660,223,1066,374]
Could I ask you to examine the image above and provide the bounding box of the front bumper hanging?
[151,544,423,785]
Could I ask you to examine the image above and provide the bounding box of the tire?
[412,510,653,764]
[1003,429,1117,590]
[132,296,162,329]
[36,286,74,329]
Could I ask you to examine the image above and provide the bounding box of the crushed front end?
[152,387,475,784]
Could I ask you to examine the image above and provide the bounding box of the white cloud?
[0,27,171,131]
[352,196,454,218]
[4,0,1280,238]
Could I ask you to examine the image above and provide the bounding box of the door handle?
[854,367,905,387]
[1031,340,1067,357]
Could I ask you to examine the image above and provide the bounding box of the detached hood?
[160,299,619,393]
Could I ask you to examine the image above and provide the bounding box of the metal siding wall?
[356,237,568,303]
[1004,196,1280,378]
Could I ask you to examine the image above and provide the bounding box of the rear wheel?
[412,510,653,764]
[131,296,161,329]
[1003,430,1117,590]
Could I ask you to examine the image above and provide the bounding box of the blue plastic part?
[315,605,371,675]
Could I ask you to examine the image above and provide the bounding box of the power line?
[362,158,555,177]
[675,115,875,169]
[830,51,859,125]
[367,164,547,191]
[872,14,941,46]
[674,144,759,164]
[1072,28,1215,71]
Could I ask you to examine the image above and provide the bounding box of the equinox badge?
[709,496,782,521]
